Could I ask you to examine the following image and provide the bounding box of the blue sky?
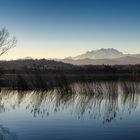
[0,0,140,59]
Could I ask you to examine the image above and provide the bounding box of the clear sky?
[0,0,140,59]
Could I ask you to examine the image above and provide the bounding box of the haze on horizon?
[0,0,140,60]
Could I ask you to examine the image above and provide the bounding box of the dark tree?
[0,28,17,56]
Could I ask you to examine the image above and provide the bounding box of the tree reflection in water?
[0,81,140,124]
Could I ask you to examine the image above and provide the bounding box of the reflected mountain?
[0,81,140,123]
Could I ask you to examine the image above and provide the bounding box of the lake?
[0,81,140,140]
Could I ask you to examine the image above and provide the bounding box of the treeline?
[0,59,140,90]
[0,59,140,75]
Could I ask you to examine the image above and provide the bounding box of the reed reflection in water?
[0,81,140,123]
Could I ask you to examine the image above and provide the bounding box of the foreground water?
[0,81,140,140]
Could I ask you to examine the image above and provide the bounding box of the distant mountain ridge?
[19,48,140,65]
[61,56,140,65]
[59,48,140,65]
[73,48,124,60]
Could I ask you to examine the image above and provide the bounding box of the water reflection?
[120,81,140,115]
[0,81,140,123]
[0,124,17,140]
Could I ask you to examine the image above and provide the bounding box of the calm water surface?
[0,81,140,140]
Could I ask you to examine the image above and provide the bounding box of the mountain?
[61,56,140,65]
[58,48,140,65]
[7,48,140,66]
[132,54,140,58]
[72,48,124,60]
